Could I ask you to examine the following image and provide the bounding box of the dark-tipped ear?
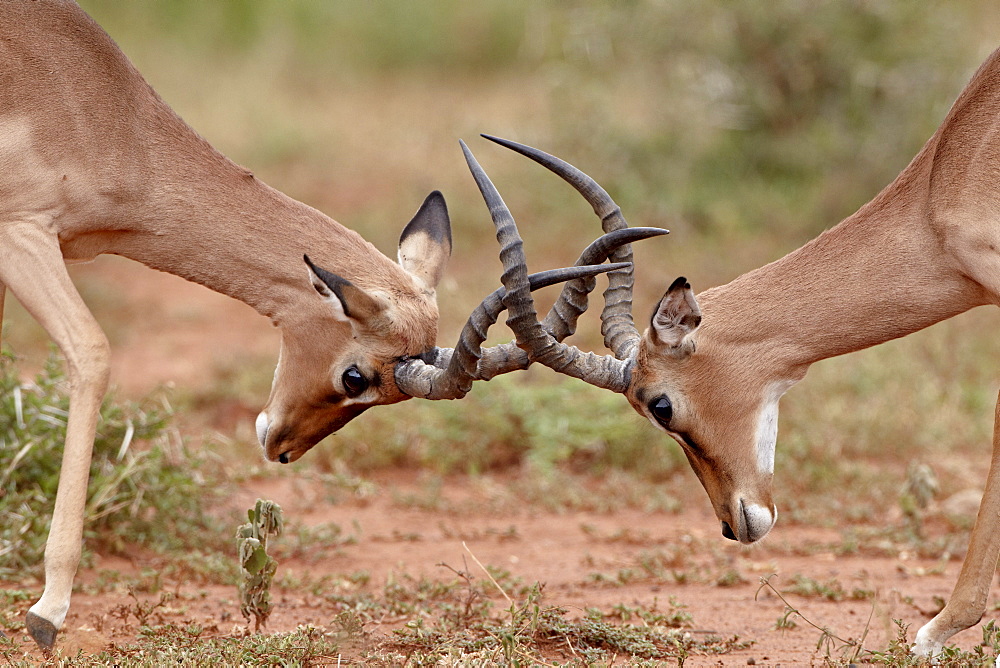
[650,276,702,353]
[304,255,387,325]
[398,191,452,292]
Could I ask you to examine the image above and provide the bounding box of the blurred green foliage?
[78,0,989,247]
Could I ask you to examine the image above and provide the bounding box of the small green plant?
[236,498,284,630]
[774,609,798,631]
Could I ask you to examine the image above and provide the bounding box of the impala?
[0,0,664,651]
[473,45,1000,657]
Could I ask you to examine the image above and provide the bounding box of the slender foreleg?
[0,223,110,651]
[913,389,1000,656]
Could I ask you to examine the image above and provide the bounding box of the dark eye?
[648,396,673,428]
[342,366,369,397]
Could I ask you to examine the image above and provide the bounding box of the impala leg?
[0,223,110,651]
[913,390,1000,657]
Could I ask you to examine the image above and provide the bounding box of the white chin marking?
[255,412,270,448]
[755,403,778,474]
[755,380,797,474]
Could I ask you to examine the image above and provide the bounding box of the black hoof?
[25,611,57,652]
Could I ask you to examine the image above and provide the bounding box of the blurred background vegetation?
[4,0,1000,552]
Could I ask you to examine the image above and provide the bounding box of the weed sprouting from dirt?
[900,462,940,539]
[236,499,284,631]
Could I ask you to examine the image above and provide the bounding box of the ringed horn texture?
[461,136,663,393]
[395,140,668,400]
[483,134,643,360]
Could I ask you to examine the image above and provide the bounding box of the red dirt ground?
[4,257,1000,666]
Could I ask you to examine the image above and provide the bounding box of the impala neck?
[696,145,985,378]
[66,104,402,327]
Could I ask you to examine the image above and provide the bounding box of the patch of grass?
[381,581,750,665]
[585,543,755,592]
[600,598,694,629]
[0,350,230,581]
[77,624,339,668]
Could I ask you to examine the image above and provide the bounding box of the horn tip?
[481,133,514,148]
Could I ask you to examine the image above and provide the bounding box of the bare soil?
[5,257,999,666]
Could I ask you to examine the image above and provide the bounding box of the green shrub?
[0,351,227,579]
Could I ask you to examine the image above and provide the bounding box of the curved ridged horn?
[482,134,643,361]
[395,141,667,399]
[462,139,634,393]
[475,226,668,380]
[394,261,630,399]
[542,225,668,342]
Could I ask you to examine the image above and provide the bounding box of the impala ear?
[650,276,702,353]
[398,190,452,292]
[304,255,388,327]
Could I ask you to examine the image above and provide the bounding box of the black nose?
[721,521,737,541]
[278,452,289,464]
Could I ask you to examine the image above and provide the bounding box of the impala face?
[625,277,795,544]
[474,136,790,545]
[258,299,439,464]
[255,192,451,464]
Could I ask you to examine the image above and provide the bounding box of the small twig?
[463,541,513,607]
[850,597,877,663]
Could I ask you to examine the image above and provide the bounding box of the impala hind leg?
[913,389,1000,657]
[0,223,110,651]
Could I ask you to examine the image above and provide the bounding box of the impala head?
[257,191,451,464]
[626,277,786,544]
[257,159,641,465]
[480,135,782,545]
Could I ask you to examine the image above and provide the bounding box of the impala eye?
[342,366,368,397]
[648,396,673,428]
